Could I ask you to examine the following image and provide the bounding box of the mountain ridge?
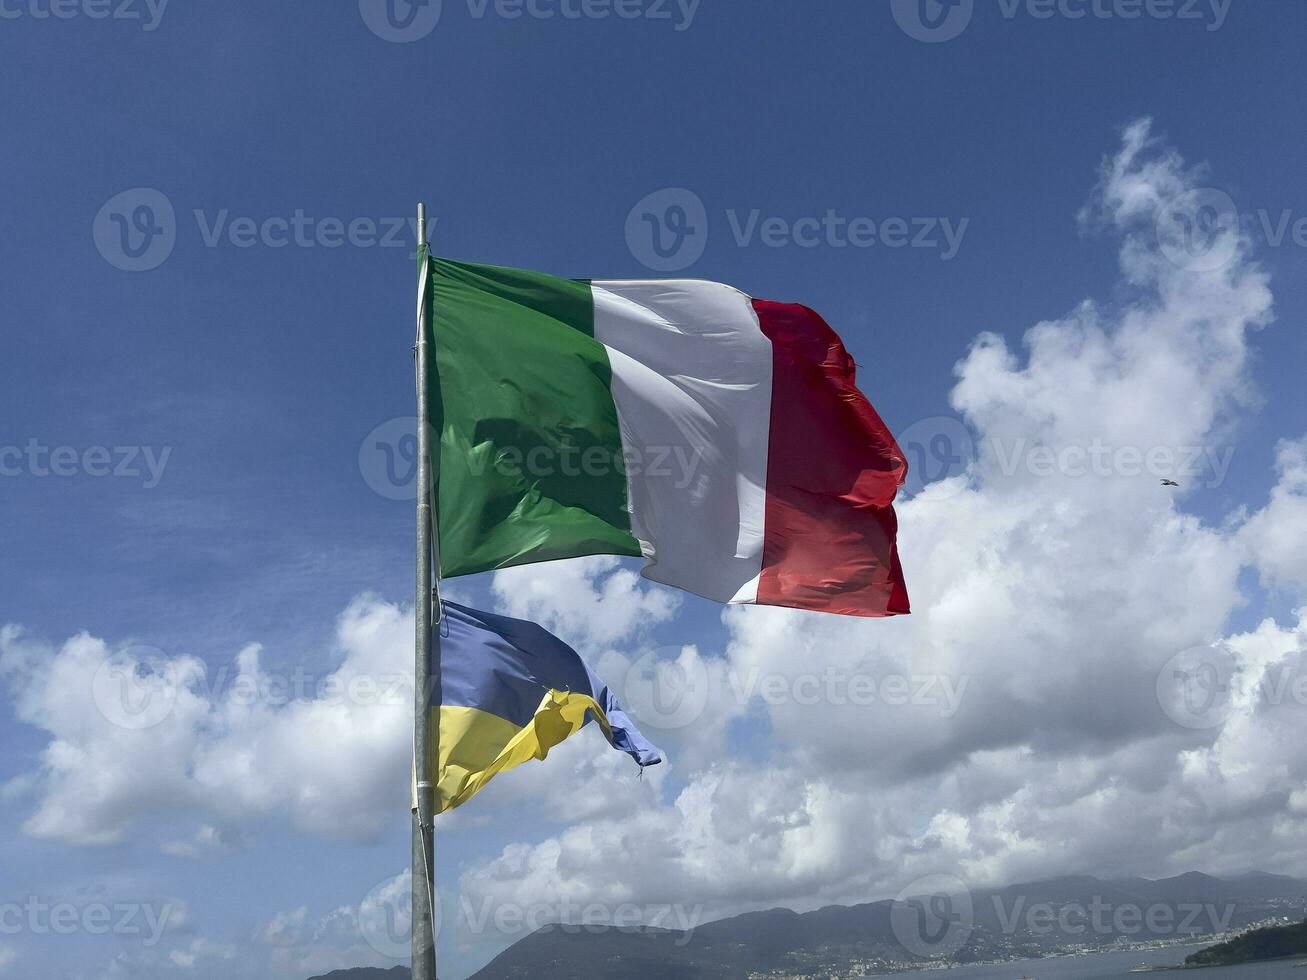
[313,870,1307,980]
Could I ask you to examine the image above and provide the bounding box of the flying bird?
[1161,479,1180,487]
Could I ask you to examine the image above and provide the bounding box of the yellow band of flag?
[434,689,615,813]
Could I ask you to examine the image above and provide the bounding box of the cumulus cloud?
[1240,437,1307,592]
[160,824,241,859]
[491,555,680,647]
[168,938,236,970]
[0,624,213,845]
[252,878,410,979]
[0,563,681,851]
[0,596,414,845]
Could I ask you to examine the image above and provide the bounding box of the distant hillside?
[1186,917,1307,967]
[305,872,1307,980]
[469,872,1307,979]
[1110,871,1307,903]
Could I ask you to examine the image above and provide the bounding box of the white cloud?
[0,624,211,845]
[167,938,236,970]
[259,906,310,948]
[161,824,239,859]
[1240,437,1307,592]
[0,596,414,845]
[0,569,678,848]
[491,555,680,647]
[254,885,406,979]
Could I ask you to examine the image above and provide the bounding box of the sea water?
[874,943,1307,978]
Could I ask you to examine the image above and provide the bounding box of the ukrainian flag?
[433,601,662,812]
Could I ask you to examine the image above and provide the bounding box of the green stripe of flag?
[429,257,642,578]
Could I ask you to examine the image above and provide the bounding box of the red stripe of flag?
[752,299,910,617]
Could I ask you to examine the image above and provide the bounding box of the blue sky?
[4,2,1307,978]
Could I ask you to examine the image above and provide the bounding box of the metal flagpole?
[412,202,439,980]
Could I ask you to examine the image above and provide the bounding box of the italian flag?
[426,255,909,617]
